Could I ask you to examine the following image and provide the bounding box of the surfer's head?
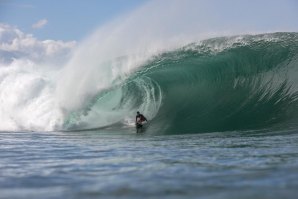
[137,111,140,115]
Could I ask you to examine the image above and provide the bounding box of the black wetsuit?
[136,114,147,128]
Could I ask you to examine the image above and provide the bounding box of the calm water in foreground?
[1,129,298,199]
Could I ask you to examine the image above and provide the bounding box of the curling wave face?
[65,33,298,134]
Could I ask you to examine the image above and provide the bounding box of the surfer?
[136,111,147,129]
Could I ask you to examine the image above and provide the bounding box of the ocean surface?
[1,32,298,198]
[1,129,298,199]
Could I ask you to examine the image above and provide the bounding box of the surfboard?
[136,121,147,133]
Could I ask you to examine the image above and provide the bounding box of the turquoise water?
[65,33,298,134]
[1,129,298,199]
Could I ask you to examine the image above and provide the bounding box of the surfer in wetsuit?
[136,111,147,129]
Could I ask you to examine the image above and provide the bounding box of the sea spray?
[0,60,64,131]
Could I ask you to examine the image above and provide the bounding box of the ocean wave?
[65,33,298,134]
[1,33,298,133]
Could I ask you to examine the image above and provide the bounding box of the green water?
[66,33,298,134]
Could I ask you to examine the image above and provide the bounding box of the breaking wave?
[64,33,298,133]
[1,33,298,134]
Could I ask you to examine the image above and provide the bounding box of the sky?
[1,0,298,42]
[0,0,149,41]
